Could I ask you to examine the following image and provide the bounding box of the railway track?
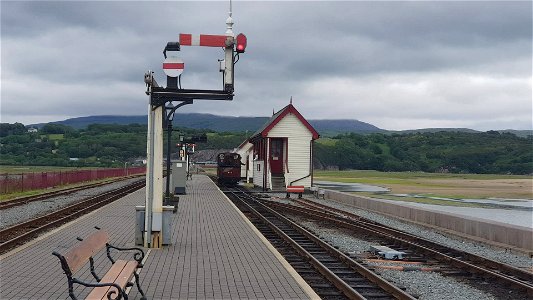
[223,186,415,300]
[0,179,145,254]
[0,174,145,210]
[265,197,533,297]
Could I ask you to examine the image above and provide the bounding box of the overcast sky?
[1,1,531,131]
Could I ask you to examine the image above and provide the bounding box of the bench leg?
[134,272,147,300]
[286,193,290,198]
[68,284,76,300]
[298,193,302,199]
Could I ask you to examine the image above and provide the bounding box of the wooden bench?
[53,228,147,300]
[286,185,305,199]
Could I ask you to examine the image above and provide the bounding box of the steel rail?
[0,174,145,210]
[226,188,414,300]
[294,198,533,283]
[0,180,145,254]
[268,200,533,296]
[230,190,364,300]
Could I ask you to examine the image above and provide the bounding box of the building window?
[255,140,265,160]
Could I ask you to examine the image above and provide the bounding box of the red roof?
[250,104,319,141]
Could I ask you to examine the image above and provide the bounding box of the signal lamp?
[236,33,247,53]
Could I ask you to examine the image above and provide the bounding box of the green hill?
[30,114,382,134]
[30,114,532,137]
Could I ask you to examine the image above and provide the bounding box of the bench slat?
[65,231,109,273]
[85,260,138,300]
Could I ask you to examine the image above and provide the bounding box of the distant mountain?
[391,128,480,134]
[391,128,533,138]
[28,115,532,137]
[30,115,148,129]
[309,119,382,135]
[30,114,383,135]
[172,113,270,133]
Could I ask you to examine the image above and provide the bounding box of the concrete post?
[145,101,164,248]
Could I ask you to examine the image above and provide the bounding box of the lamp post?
[164,103,175,206]
[163,100,192,206]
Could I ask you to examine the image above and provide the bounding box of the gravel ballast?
[263,192,531,299]
[0,177,144,230]
[302,195,532,269]
[294,217,512,300]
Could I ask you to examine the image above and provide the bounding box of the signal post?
[142,12,247,248]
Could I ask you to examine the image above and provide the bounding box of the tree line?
[314,131,532,174]
[0,123,248,168]
[1,122,531,174]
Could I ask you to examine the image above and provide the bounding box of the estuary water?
[377,199,533,229]
[314,181,389,192]
[315,181,533,229]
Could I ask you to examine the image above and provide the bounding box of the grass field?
[315,170,533,201]
[46,134,64,140]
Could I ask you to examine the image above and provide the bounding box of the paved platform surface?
[0,175,316,299]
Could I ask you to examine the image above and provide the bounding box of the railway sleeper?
[441,270,473,277]
[404,256,427,262]
[349,284,380,289]
[291,260,317,266]
[304,249,329,253]
[359,291,394,298]
[330,270,361,276]
[288,262,313,267]
[283,254,307,260]
[292,268,319,273]
[315,290,345,297]
[316,258,341,263]
[311,283,338,289]
[320,263,348,269]
[342,277,371,283]
[295,242,317,247]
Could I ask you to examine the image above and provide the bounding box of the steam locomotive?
[216,152,242,186]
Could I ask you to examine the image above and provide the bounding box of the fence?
[0,167,146,194]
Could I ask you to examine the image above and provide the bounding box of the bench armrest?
[71,278,126,300]
[106,244,145,267]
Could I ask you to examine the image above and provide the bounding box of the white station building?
[240,103,320,191]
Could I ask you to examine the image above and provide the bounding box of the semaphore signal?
[142,1,248,249]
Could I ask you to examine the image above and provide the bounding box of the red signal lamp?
[236,33,247,53]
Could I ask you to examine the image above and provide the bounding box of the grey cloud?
[1,1,531,130]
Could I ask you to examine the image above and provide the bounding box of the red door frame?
[269,138,284,174]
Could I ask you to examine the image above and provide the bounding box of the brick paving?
[0,175,315,299]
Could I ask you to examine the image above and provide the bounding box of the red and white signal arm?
[163,56,184,77]
[179,34,227,47]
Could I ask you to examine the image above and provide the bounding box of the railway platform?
[0,175,318,299]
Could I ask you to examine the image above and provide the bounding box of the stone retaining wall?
[324,190,533,251]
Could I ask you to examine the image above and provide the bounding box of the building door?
[269,138,284,174]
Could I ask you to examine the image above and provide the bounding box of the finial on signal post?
[226,0,234,36]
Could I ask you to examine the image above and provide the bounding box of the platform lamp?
[163,99,192,206]
[164,102,175,206]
